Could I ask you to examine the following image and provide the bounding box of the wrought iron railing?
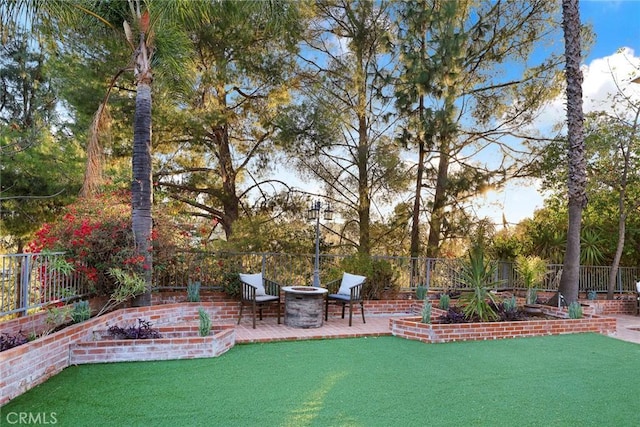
[2,251,639,319]
[0,252,91,319]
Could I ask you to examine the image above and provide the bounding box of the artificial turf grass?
[2,334,640,426]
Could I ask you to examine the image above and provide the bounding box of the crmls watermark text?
[3,412,58,425]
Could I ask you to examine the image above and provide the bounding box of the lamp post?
[308,200,333,287]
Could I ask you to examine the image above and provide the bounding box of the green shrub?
[438,294,450,310]
[415,285,428,300]
[568,302,583,319]
[198,307,211,337]
[503,295,517,313]
[222,272,241,299]
[515,255,548,305]
[187,281,201,302]
[336,254,400,300]
[587,290,597,300]
[421,300,432,324]
[70,301,91,323]
[96,268,147,316]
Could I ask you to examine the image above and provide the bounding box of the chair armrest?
[349,282,364,301]
[324,279,341,294]
[240,281,256,301]
[263,278,281,296]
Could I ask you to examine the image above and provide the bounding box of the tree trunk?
[131,81,153,306]
[426,139,450,258]
[558,0,586,304]
[607,212,626,299]
[607,105,639,298]
[358,114,371,255]
[410,137,425,258]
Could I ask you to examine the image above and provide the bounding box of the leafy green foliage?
[503,296,517,313]
[438,294,450,310]
[415,285,428,300]
[568,302,583,319]
[336,254,400,300]
[459,246,502,322]
[222,272,242,300]
[580,229,605,266]
[515,255,548,289]
[198,307,211,337]
[187,281,201,302]
[421,300,432,324]
[100,268,147,316]
[0,33,83,251]
[26,191,184,299]
[70,301,91,324]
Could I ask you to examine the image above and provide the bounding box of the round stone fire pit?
[282,286,328,328]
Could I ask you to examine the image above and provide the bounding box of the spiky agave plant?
[459,245,503,322]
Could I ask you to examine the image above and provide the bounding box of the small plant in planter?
[438,294,450,310]
[71,301,91,323]
[107,318,162,339]
[515,255,548,305]
[568,302,583,319]
[421,300,432,324]
[459,245,503,322]
[198,307,211,337]
[0,331,29,352]
[187,281,201,302]
[415,285,428,300]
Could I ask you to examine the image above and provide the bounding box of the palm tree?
[558,0,587,304]
[1,0,192,305]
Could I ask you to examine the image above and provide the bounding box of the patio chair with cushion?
[324,272,366,326]
[238,273,281,329]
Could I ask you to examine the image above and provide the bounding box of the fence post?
[20,254,31,317]
[425,258,432,289]
[617,268,622,295]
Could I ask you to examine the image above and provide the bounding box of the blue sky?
[581,0,640,61]
[475,1,640,226]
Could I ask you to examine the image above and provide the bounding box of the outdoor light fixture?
[308,200,333,287]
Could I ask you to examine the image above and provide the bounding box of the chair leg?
[360,301,366,324]
[325,298,329,321]
[252,301,257,329]
[238,301,244,325]
[348,301,353,326]
[341,303,346,319]
[277,300,281,324]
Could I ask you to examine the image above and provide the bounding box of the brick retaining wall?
[69,325,235,364]
[0,303,236,406]
[390,310,617,344]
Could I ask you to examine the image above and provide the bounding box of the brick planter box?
[0,303,236,406]
[390,308,617,344]
[70,325,235,364]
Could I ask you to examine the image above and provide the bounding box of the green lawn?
[2,334,640,426]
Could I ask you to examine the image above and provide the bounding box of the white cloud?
[478,48,640,227]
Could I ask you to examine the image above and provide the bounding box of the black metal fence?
[2,251,639,319]
[0,252,91,319]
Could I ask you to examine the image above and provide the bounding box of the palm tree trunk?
[558,0,586,304]
[131,81,153,306]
